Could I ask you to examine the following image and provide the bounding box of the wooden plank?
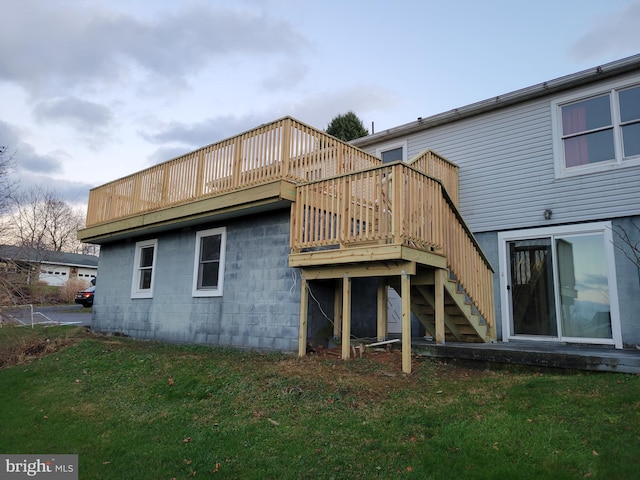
[298,277,308,357]
[300,261,416,280]
[435,268,445,345]
[232,137,243,189]
[341,275,351,361]
[377,278,388,341]
[400,246,448,269]
[401,271,412,374]
[195,149,205,196]
[333,280,342,339]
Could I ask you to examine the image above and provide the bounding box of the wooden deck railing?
[85,117,383,227]
[408,150,459,206]
[290,162,494,324]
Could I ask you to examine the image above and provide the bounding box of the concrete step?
[412,340,640,374]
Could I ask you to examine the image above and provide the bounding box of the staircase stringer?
[414,285,464,341]
[442,278,491,342]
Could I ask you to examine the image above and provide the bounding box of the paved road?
[32,304,92,327]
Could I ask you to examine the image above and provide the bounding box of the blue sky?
[1,0,639,207]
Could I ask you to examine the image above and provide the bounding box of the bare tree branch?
[0,145,17,215]
[612,222,640,268]
[4,186,87,254]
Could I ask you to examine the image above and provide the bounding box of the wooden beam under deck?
[298,276,309,357]
[401,271,412,374]
[377,279,388,341]
[341,276,352,361]
[435,268,445,345]
[300,261,416,281]
[289,244,447,269]
[294,247,448,375]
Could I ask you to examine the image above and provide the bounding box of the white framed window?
[192,227,226,297]
[553,81,640,178]
[375,140,408,163]
[131,239,157,298]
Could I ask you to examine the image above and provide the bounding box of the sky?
[1,0,640,208]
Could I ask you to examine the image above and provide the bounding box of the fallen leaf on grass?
[493,442,499,451]
[592,450,599,456]
[183,437,191,443]
[168,375,175,387]
[406,466,413,472]
[267,418,280,426]
[212,463,221,473]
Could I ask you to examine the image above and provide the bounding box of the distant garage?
[0,245,98,287]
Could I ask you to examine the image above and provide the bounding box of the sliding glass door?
[509,238,557,336]
[555,234,612,339]
[500,223,621,346]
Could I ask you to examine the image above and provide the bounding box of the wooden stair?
[389,270,492,343]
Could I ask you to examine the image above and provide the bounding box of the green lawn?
[0,325,638,479]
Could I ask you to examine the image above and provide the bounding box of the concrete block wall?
[613,216,640,347]
[93,209,301,352]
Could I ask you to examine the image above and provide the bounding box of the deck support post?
[435,268,445,345]
[298,276,308,357]
[401,270,412,374]
[333,280,343,339]
[341,275,352,361]
[376,278,388,341]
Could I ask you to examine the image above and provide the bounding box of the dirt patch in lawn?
[303,343,490,381]
[0,326,89,369]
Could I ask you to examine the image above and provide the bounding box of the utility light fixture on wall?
[544,209,553,220]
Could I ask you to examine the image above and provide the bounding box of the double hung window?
[556,83,640,175]
[131,239,157,298]
[192,227,226,297]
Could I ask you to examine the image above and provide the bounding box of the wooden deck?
[81,117,384,230]
[289,161,495,373]
[78,116,495,374]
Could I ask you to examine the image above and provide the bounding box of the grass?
[0,326,639,479]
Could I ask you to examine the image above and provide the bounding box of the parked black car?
[75,285,95,307]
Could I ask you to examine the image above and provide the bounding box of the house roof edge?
[352,53,640,148]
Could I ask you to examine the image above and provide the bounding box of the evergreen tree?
[326,111,368,141]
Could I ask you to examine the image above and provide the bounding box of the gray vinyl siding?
[361,75,640,233]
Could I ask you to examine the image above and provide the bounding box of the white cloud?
[140,113,268,149]
[0,121,63,175]
[34,97,114,134]
[570,1,640,61]
[0,1,309,97]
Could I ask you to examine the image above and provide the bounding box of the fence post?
[281,118,291,178]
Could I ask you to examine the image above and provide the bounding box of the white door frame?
[497,221,622,348]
